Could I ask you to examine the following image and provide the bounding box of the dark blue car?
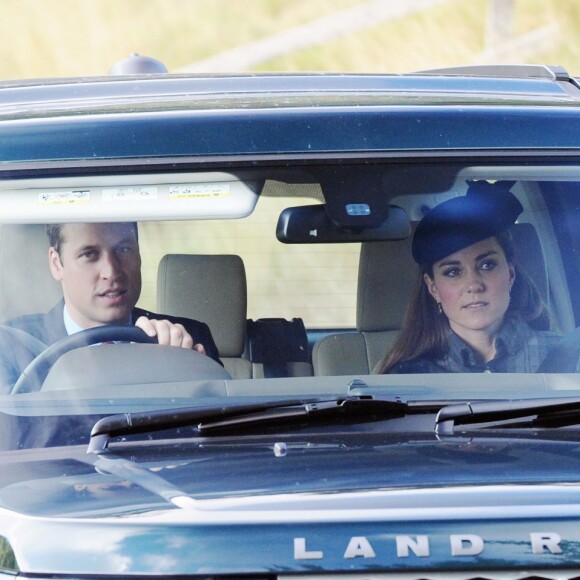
[0,57,580,577]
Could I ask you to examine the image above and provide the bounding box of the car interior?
[0,164,580,399]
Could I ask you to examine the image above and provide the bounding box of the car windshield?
[2,71,580,451]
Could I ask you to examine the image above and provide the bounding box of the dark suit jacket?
[0,300,222,391]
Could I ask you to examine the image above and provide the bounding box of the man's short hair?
[46,222,139,255]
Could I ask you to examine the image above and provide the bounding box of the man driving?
[0,222,221,391]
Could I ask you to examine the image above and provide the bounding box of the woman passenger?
[376,181,562,374]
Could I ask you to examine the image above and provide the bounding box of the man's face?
[48,223,142,329]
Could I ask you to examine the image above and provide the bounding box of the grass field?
[0,0,360,78]
[1,0,579,80]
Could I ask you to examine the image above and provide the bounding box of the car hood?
[1,431,580,575]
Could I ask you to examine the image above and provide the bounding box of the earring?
[437,302,443,315]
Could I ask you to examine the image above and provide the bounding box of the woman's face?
[424,236,515,339]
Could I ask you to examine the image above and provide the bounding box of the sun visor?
[276,203,410,243]
[0,172,261,223]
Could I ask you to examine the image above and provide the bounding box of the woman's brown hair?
[375,230,551,374]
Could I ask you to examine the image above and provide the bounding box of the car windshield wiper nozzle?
[435,396,580,435]
[87,395,407,454]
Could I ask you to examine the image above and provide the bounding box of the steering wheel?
[11,325,156,394]
[537,326,580,373]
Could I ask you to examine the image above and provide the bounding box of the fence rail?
[176,0,453,73]
[176,0,557,73]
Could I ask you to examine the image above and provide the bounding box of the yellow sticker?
[38,190,91,205]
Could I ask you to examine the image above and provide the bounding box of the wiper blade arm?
[88,398,315,454]
[197,396,406,433]
[88,395,406,454]
[436,397,580,435]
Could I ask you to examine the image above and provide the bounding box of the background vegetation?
[0,0,578,80]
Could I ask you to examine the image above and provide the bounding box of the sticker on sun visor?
[168,183,231,199]
[38,190,90,205]
[102,186,158,202]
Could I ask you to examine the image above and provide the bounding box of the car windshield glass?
[2,161,580,450]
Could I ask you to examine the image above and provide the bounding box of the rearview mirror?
[276,204,410,243]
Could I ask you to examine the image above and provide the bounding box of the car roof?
[2,64,580,168]
[1,64,579,114]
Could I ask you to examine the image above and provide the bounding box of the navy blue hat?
[412,180,523,266]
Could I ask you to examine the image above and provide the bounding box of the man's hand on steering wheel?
[134,316,206,354]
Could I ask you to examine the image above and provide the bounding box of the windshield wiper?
[435,397,580,435]
[87,395,407,454]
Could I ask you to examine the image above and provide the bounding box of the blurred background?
[1,0,577,80]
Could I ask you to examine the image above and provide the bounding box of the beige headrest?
[157,254,247,357]
[357,238,418,332]
[0,224,62,323]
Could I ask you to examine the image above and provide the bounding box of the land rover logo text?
[294,533,562,560]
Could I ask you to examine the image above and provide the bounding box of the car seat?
[312,236,417,376]
[0,224,63,324]
[157,254,252,379]
[312,222,549,376]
